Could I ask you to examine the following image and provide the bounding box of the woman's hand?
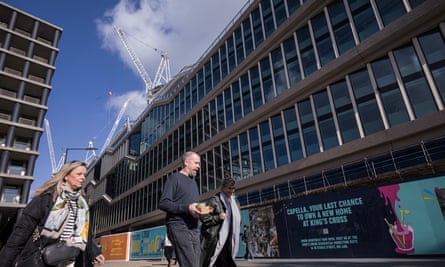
[219,212,226,220]
[93,254,105,265]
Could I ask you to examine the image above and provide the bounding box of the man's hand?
[93,254,105,265]
[189,203,202,218]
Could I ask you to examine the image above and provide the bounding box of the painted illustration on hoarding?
[272,176,445,258]
[130,226,165,259]
[379,184,414,254]
[378,177,445,255]
[243,205,280,258]
[100,232,130,261]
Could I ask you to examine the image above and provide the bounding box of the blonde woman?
[0,160,105,267]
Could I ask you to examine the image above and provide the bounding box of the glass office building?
[0,2,62,242]
[86,0,445,239]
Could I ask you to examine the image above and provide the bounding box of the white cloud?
[106,90,147,121]
[96,0,248,78]
[95,0,249,143]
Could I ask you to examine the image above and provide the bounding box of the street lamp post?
[63,147,98,163]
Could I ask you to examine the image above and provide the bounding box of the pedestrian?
[159,151,203,267]
[199,178,241,267]
[242,225,253,260]
[0,160,105,267]
[162,234,176,267]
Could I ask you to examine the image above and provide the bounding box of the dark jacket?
[199,193,225,267]
[159,172,200,229]
[0,187,101,267]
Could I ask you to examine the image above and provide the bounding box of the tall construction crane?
[99,97,132,155]
[44,118,64,174]
[114,26,171,103]
[45,119,96,173]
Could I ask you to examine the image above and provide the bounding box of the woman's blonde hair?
[34,160,87,200]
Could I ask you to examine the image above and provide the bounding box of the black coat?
[199,194,225,267]
[0,187,101,267]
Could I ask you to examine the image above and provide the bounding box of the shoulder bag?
[42,241,81,266]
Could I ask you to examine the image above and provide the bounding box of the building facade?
[0,2,62,242]
[86,0,445,253]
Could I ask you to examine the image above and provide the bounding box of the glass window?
[234,28,244,67]
[212,53,221,87]
[214,146,223,187]
[222,141,231,178]
[324,167,346,186]
[201,153,208,193]
[343,160,369,181]
[286,0,302,16]
[349,69,384,135]
[297,26,317,77]
[305,174,325,191]
[250,65,264,109]
[260,120,275,171]
[198,69,205,100]
[241,73,252,116]
[273,0,287,27]
[239,132,251,178]
[276,182,290,199]
[283,107,303,161]
[271,114,288,166]
[283,36,302,86]
[191,114,198,149]
[311,12,336,66]
[207,150,215,191]
[313,91,339,150]
[249,126,263,174]
[228,32,236,73]
[271,46,287,94]
[327,0,355,55]
[369,154,395,175]
[230,137,241,179]
[252,8,264,48]
[418,31,445,103]
[408,0,426,9]
[1,186,20,203]
[348,0,379,42]
[185,83,191,113]
[209,100,217,136]
[174,95,180,122]
[220,43,228,78]
[185,120,192,151]
[371,57,409,126]
[375,0,406,26]
[232,81,242,122]
[330,81,360,143]
[393,45,438,118]
[260,56,275,102]
[204,61,212,94]
[203,107,210,142]
[191,77,198,107]
[298,99,320,156]
[224,87,234,127]
[217,94,225,131]
[261,0,275,38]
[242,18,254,57]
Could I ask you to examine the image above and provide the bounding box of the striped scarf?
[60,191,79,240]
[41,188,89,250]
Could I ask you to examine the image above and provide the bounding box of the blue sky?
[4,0,247,194]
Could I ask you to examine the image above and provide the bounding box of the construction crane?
[114,26,171,103]
[99,97,132,155]
[45,119,97,172]
[44,118,64,174]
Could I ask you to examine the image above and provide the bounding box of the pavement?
[101,257,445,267]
